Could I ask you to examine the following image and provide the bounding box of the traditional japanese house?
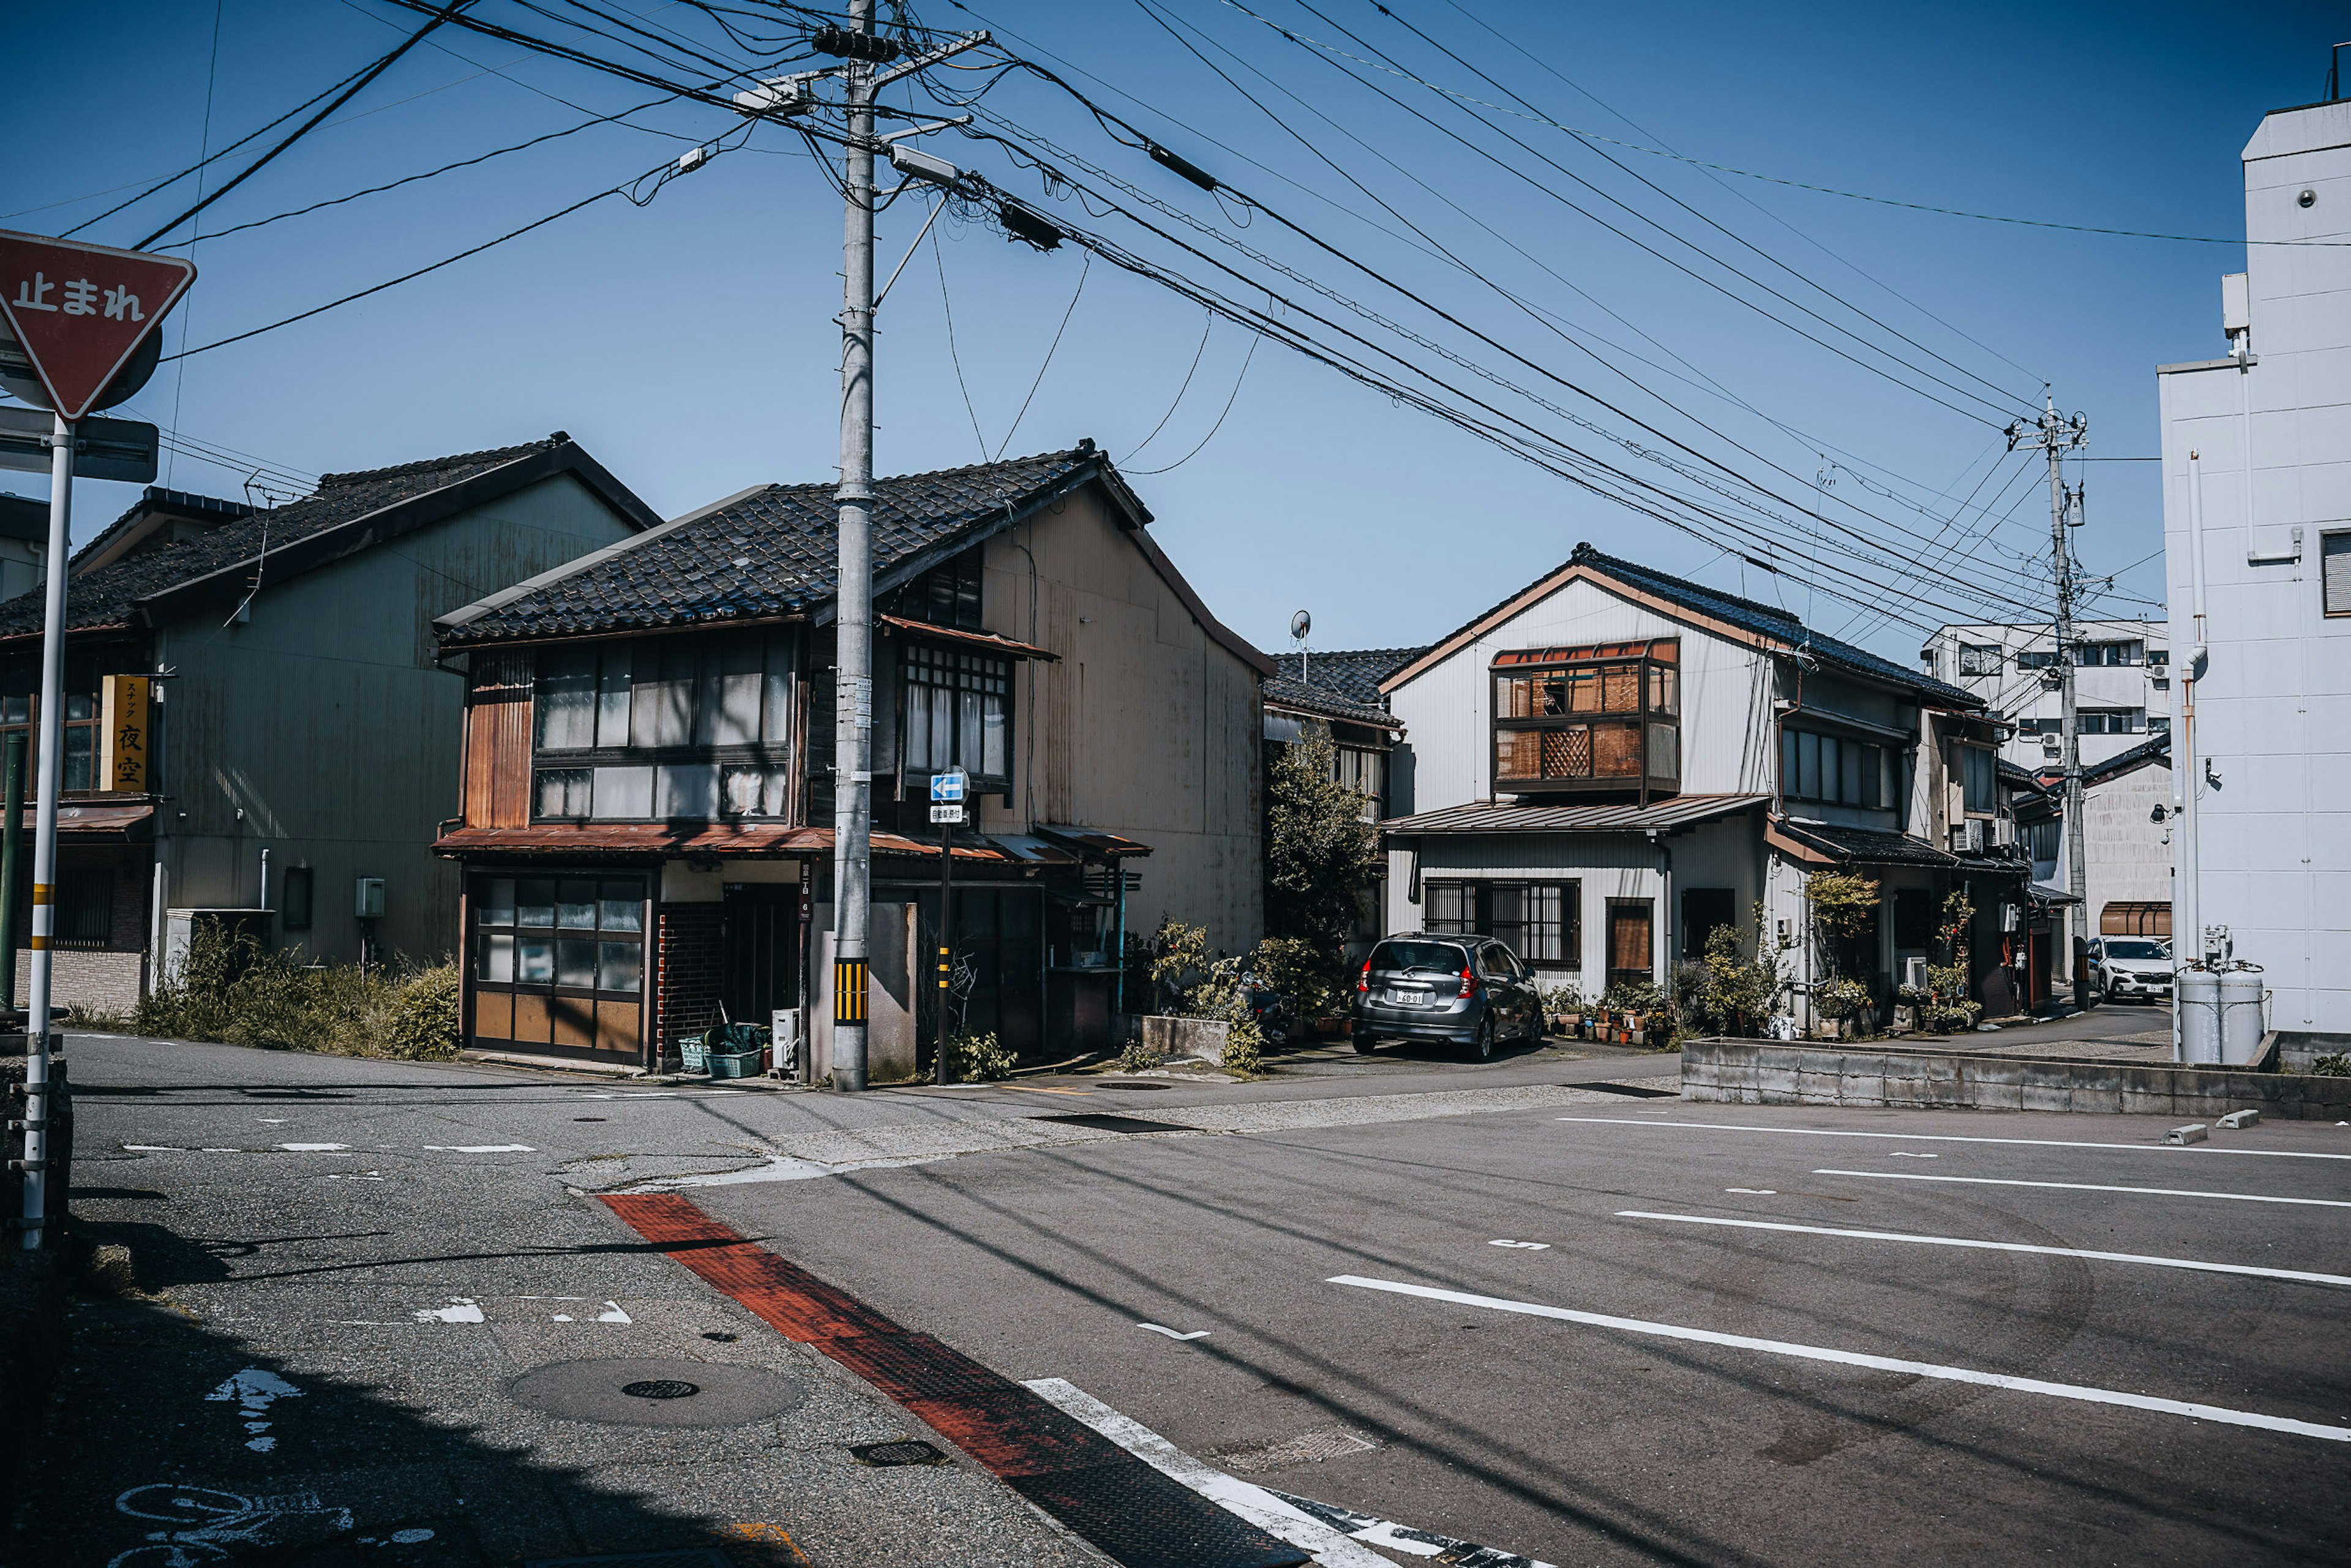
[1378,544,2033,1030]
[432,442,1269,1078]
[1263,646,1418,967]
[0,436,656,1011]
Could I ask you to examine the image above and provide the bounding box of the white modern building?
[1921,618,2170,771]
[2156,89,2350,1046]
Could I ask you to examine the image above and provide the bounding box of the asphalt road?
[28,1027,2349,1567]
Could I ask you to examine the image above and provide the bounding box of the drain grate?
[850,1438,949,1467]
[510,1358,803,1428]
[1030,1112,1192,1133]
[1095,1081,1172,1091]
[1582,1081,1679,1099]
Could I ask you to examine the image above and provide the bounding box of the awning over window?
[2100,900,2171,936]
[18,802,156,841]
[876,614,1059,661]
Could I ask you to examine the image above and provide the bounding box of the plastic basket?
[707,1049,764,1079]
[678,1035,710,1073]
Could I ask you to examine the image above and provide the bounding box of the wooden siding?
[465,650,534,829]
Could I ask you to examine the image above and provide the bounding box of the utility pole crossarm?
[871,31,992,92]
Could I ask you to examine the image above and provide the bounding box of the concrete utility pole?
[2010,396,2090,1009]
[829,0,877,1093]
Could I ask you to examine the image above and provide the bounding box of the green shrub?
[945,1029,1017,1082]
[1250,934,1340,1022]
[1116,1037,1164,1073]
[132,921,461,1060]
[2307,1053,2351,1077]
[1220,1016,1264,1076]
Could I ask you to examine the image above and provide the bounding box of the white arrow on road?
[1136,1322,1209,1340]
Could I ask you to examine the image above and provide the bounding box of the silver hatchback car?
[1351,934,1545,1061]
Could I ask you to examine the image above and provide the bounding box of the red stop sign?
[0,230,194,422]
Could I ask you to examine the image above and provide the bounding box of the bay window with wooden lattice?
[1491,639,1680,803]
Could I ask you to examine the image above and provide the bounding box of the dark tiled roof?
[2080,730,2170,787]
[443,446,1106,645]
[69,487,254,572]
[1270,647,1422,707]
[1382,794,1769,835]
[1265,647,1420,729]
[0,437,572,640]
[1773,819,1958,868]
[1389,542,1982,710]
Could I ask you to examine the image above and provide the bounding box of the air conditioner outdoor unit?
[1903,956,1929,990]
[1954,819,1987,854]
[1992,817,2017,848]
[2040,732,2060,756]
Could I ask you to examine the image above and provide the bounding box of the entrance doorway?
[911,883,1041,1056]
[1607,898,1655,992]
[721,883,800,1026]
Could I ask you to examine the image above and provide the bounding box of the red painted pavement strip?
[600,1192,1308,1568]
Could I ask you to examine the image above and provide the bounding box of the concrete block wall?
[1682,1037,2351,1120]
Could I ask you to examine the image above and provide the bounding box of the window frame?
[1490,640,1679,796]
[1957,643,2003,677]
[530,632,796,825]
[2323,530,2351,618]
[898,639,1013,793]
[1779,726,1892,811]
[1420,878,1580,969]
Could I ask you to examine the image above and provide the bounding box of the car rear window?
[1371,940,1467,973]
[2105,940,2168,960]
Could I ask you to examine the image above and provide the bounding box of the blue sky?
[4,1,2341,661]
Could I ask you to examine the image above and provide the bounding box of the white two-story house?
[1377,545,2044,1027]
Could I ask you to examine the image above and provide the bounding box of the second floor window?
[1961,743,1995,815]
[1335,743,1385,819]
[1958,643,2002,677]
[1782,728,1892,810]
[0,688,101,793]
[2075,640,2143,667]
[1492,642,1678,792]
[532,631,793,822]
[903,643,1009,783]
[2077,708,2143,734]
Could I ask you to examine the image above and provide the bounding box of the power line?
[135,1,483,250]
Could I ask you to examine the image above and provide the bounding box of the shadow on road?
[15,1269,809,1567]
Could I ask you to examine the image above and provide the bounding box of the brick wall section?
[15,950,144,1019]
[657,903,724,1059]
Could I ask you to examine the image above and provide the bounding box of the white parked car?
[2088,938,2173,1005]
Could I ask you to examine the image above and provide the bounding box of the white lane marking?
[1725,1188,1777,1195]
[1556,1116,2351,1160]
[1328,1274,2351,1443]
[206,1367,302,1453]
[277,1143,348,1152]
[552,1314,574,1322]
[257,1119,287,1125]
[1137,1322,1210,1341]
[596,1301,632,1323]
[123,1144,179,1152]
[414,1299,486,1324]
[1815,1168,2351,1209]
[1888,1152,1938,1158]
[1263,1488,1558,1566]
[422,1144,536,1153]
[1615,1209,2351,1287]
[1022,1378,1397,1568]
[1489,1239,1551,1250]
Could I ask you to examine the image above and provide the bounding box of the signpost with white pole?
[0,230,193,1250]
[929,767,967,1084]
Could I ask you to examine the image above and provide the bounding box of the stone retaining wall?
[1682,1036,2351,1120]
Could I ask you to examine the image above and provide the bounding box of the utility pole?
[2010,397,2090,1010]
[828,0,877,1093]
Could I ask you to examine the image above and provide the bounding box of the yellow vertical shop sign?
[100,675,150,792]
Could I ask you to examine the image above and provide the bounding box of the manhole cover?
[850,1439,948,1467]
[1029,1112,1191,1133]
[510,1358,803,1427]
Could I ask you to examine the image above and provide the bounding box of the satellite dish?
[1289,609,1311,641]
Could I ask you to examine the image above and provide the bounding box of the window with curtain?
[531,631,794,822]
[1780,727,1891,809]
[902,643,1011,787]
[1421,880,1579,967]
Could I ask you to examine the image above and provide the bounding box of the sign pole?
[20,413,70,1251]
[936,812,952,1085]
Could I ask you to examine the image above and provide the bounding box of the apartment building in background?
[1922,618,2170,771]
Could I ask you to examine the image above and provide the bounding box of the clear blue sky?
[4,1,2341,661]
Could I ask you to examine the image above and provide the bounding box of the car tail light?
[1357,959,1371,992]
[1458,967,1478,999]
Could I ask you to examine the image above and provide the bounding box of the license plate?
[1390,987,1430,1005]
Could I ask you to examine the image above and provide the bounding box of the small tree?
[1686,904,1785,1037]
[1913,887,1981,1033]
[1265,722,1379,999]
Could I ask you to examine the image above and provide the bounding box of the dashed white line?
[1556,1116,2351,1160]
[1327,1274,2351,1442]
[1615,1209,2351,1288]
[422,1144,536,1153]
[1814,1168,2351,1209]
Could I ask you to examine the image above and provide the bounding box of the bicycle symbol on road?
[107,1484,356,1567]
